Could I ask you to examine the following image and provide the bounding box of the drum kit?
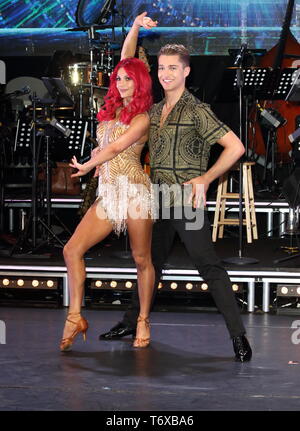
[4,25,116,143]
[1,20,119,254]
[63,27,115,128]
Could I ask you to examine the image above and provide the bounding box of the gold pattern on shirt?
[149,89,231,187]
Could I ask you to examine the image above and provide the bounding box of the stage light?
[232,284,239,292]
[170,282,178,290]
[95,280,103,288]
[110,281,117,288]
[276,284,300,315]
[70,64,79,86]
[158,282,163,289]
[98,0,114,24]
[185,283,193,290]
[76,0,114,27]
[0,277,58,290]
[277,285,300,297]
[125,281,133,289]
[201,283,208,291]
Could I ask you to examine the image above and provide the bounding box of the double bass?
[249,0,300,174]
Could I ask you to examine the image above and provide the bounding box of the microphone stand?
[223,49,258,265]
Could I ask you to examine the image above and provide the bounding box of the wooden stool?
[212,162,258,243]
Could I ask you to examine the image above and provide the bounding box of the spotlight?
[288,126,300,144]
[2,279,10,286]
[110,281,117,288]
[232,283,239,292]
[32,280,39,287]
[47,280,54,288]
[276,284,300,315]
[201,283,208,291]
[258,106,286,130]
[17,279,24,287]
[95,280,103,288]
[98,0,114,24]
[277,284,300,296]
[185,283,193,290]
[125,281,133,288]
[158,282,163,289]
[70,64,79,86]
[76,0,114,27]
[170,282,178,290]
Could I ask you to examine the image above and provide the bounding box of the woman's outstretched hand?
[134,12,158,29]
[69,156,90,178]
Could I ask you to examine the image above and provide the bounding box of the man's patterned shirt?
[148,89,230,186]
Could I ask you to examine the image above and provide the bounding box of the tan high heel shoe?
[133,315,150,348]
[60,313,89,352]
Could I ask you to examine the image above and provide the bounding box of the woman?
[60,57,155,352]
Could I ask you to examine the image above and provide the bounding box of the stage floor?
[2,235,300,271]
[0,307,299,411]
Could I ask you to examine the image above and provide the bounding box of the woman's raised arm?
[121,12,157,60]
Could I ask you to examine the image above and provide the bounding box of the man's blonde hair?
[158,44,190,67]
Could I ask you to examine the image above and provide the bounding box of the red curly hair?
[97,57,153,125]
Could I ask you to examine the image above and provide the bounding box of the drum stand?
[34,130,73,252]
[274,206,300,264]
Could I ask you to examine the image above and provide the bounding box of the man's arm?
[121,12,157,60]
[202,131,245,184]
[184,131,245,207]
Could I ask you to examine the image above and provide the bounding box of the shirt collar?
[159,88,191,110]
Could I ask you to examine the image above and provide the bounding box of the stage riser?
[1,267,300,313]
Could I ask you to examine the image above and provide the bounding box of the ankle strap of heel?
[137,315,150,325]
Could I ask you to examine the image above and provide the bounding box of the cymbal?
[28,106,74,110]
[66,25,113,32]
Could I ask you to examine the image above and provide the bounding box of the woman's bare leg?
[62,201,113,340]
[126,216,155,343]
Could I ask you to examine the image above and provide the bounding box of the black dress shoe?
[99,322,136,340]
[232,335,252,362]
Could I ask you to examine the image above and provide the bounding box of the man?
[99,13,252,362]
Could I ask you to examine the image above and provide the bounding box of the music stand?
[14,120,32,152]
[216,67,273,102]
[41,77,74,107]
[285,68,300,102]
[57,118,88,158]
[220,67,273,265]
[10,82,75,256]
[273,72,300,264]
[42,77,89,159]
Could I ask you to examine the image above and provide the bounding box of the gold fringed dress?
[96,120,155,235]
